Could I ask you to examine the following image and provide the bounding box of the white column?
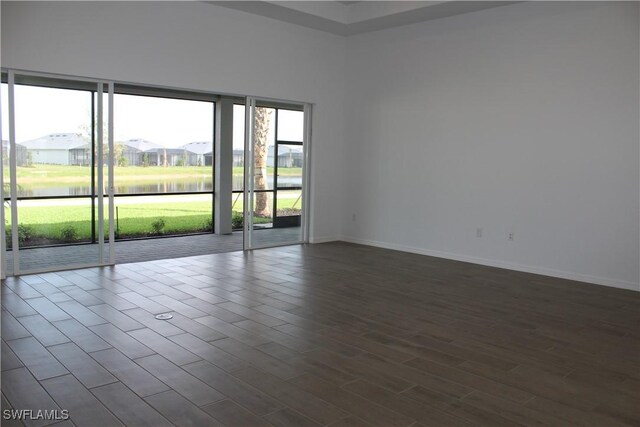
[215,97,233,234]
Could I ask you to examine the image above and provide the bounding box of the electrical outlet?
[508,232,514,241]
[476,228,483,238]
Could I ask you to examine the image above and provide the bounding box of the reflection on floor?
[4,227,301,275]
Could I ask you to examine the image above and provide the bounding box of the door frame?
[1,70,115,276]
[243,96,311,250]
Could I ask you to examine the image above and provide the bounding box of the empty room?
[1,1,639,426]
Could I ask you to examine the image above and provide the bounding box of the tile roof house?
[2,139,28,166]
[19,133,90,165]
[179,141,213,166]
[121,139,163,166]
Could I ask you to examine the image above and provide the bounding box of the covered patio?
[4,228,300,275]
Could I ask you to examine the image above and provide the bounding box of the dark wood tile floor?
[2,242,639,427]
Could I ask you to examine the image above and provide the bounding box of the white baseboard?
[309,235,341,244]
[341,236,639,292]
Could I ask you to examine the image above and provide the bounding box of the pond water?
[17,176,302,197]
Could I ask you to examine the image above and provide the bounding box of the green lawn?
[5,164,301,247]
[7,196,300,247]
[6,200,212,245]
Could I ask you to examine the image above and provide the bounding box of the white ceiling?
[208,1,521,36]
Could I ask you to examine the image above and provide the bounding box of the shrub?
[60,225,78,242]
[150,218,166,235]
[232,211,243,229]
[17,224,33,244]
[203,217,213,232]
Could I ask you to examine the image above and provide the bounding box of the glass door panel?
[276,109,304,142]
[276,144,303,188]
[244,98,307,249]
[4,73,113,274]
[1,82,9,277]
[273,189,302,243]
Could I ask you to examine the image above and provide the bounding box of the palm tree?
[254,107,272,217]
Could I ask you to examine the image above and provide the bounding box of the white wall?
[344,2,639,290]
[3,1,639,290]
[30,149,68,166]
[0,0,347,242]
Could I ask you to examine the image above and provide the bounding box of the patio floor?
[4,228,301,275]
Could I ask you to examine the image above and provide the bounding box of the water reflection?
[19,176,303,197]
[19,181,214,197]
[231,175,301,191]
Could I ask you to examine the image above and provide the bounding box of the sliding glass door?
[1,72,114,276]
[243,97,310,249]
[0,72,312,276]
[110,89,215,246]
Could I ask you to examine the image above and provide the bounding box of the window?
[1,79,217,248]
